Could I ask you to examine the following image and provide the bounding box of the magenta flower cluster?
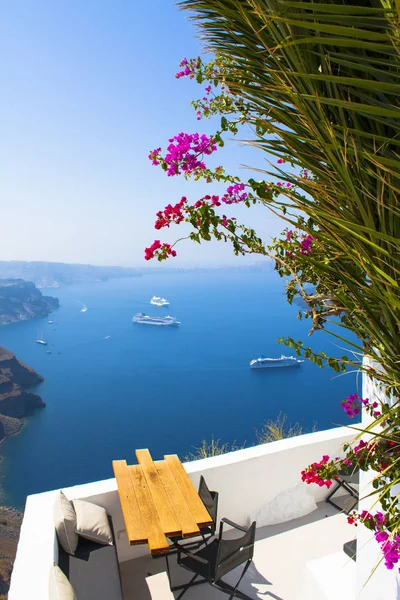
[195,85,214,120]
[348,511,400,571]
[300,234,315,256]
[175,58,194,79]
[221,215,236,227]
[155,197,187,230]
[192,194,221,209]
[144,240,176,261]
[284,230,316,258]
[353,439,368,454]
[150,133,217,177]
[277,181,292,188]
[341,393,362,418]
[301,455,334,488]
[222,183,248,204]
[341,394,381,419]
[380,535,400,570]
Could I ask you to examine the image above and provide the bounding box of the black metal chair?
[326,469,359,514]
[169,475,218,552]
[167,517,256,600]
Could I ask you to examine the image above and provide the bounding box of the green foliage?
[185,414,315,461]
[184,435,245,461]
[173,0,400,561]
[178,0,400,397]
[256,412,317,444]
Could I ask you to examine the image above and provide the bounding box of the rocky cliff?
[0,279,59,326]
[0,349,44,597]
[0,347,45,442]
[0,506,23,599]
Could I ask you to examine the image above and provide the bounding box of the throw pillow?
[251,483,317,527]
[49,565,76,600]
[53,491,78,555]
[73,499,113,545]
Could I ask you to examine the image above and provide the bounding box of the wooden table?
[112,449,213,556]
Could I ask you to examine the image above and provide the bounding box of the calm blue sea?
[0,271,359,510]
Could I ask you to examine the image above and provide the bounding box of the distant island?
[0,279,59,326]
[0,261,142,288]
[0,259,273,289]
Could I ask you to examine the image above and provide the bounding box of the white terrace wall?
[8,427,353,600]
[9,425,353,600]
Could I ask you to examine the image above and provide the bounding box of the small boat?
[104,335,111,339]
[133,313,180,326]
[150,296,170,307]
[80,305,88,313]
[36,331,47,346]
[250,354,304,369]
[48,320,54,324]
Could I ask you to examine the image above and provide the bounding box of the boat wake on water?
[250,355,304,369]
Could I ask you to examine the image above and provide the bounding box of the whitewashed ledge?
[9,425,355,600]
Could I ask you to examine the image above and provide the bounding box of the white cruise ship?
[132,313,180,326]
[250,354,304,368]
[150,296,170,307]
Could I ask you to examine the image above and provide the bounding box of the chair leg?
[175,573,199,600]
[213,560,252,600]
[326,480,358,514]
[214,581,253,600]
[165,554,207,598]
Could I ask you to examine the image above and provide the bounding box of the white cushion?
[49,565,76,599]
[251,483,317,527]
[53,491,78,555]
[73,500,113,545]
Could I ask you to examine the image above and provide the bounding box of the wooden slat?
[112,460,147,545]
[129,465,170,556]
[164,455,213,528]
[135,449,181,538]
[154,460,200,538]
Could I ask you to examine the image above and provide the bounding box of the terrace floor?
[120,503,357,600]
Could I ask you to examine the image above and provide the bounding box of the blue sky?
[1,1,282,267]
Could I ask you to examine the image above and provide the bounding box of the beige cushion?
[73,499,113,545]
[49,565,76,599]
[54,491,78,555]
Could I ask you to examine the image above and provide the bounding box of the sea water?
[0,271,359,510]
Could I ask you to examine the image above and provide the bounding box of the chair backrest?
[215,521,256,582]
[198,476,218,531]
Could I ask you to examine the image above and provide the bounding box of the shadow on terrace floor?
[120,502,356,600]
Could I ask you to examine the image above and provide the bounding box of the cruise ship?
[132,313,180,326]
[250,354,304,368]
[150,296,170,307]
